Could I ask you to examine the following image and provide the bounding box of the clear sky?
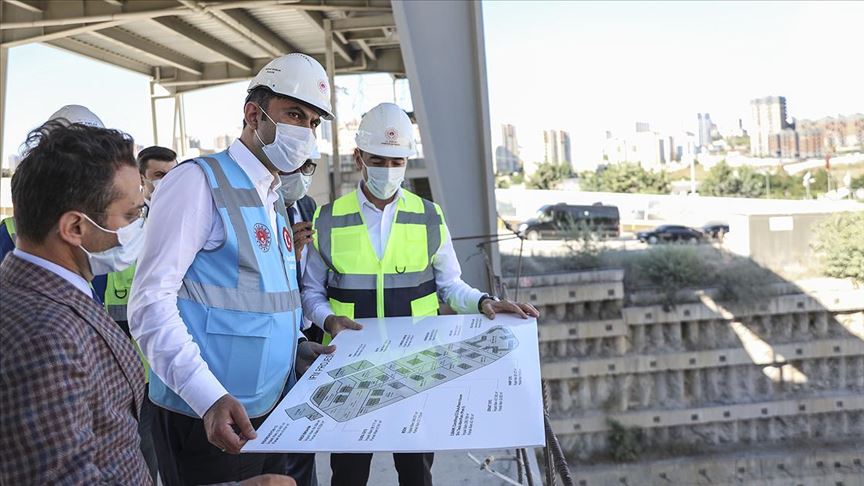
[3,1,863,166]
[483,0,864,165]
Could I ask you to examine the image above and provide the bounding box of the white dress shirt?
[129,140,284,418]
[288,202,313,330]
[302,183,484,328]
[13,248,92,298]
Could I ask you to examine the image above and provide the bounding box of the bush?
[701,160,766,198]
[580,163,670,194]
[812,211,864,284]
[561,218,602,269]
[607,419,643,462]
[626,246,705,303]
[526,162,572,189]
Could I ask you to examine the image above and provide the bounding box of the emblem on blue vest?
[254,223,272,252]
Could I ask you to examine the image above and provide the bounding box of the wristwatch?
[478,294,499,312]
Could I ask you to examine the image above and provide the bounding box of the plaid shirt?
[0,255,151,485]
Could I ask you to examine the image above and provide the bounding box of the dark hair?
[11,121,136,243]
[137,145,176,175]
[243,87,278,129]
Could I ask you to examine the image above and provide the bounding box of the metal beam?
[0,6,187,29]
[176,1,280,57]
[162,49,403,94]
[324,18,341,200]
[344,29,396,41]
[45,37,152,76]
[354,39,376,61]
[3,0,42,14]
[154,16,252,71]
[211,8,297,56]
[392,1,499,292]
[0,0,393,30]
[1,19,135,48]
[90,27,203,75]
[295,10,352,63]
[330,14,394,32]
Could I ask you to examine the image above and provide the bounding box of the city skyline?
[494,99,863,174]
[484,1,864,165]
[2,2,863,168]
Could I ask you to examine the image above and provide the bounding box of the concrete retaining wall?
[505,271,864,484]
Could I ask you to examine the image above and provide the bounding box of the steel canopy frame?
[392,0,500,292]
[0,1,501,295]
[0,0,403,178]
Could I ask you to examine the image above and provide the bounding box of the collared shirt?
[288,202,312,330]
[129,139,283,418]
[13,248,91,298]
[302,182,484,328]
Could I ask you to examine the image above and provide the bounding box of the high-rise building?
[797,120,823,158]
[494,124,521,174]
[750,96,790,157]
[543,129,572,168]
[697,113,716,150]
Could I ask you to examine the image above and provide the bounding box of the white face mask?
[255,108,317,173]
[278,172,312,204]
[145,178,161,201]
[362,160,406,200]
[79,213,146,275]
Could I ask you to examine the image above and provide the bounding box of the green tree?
[700,161,740,196]
[526,162,572,189]
[580,163,669,194]
[812,211,864,284]
[737,166,766,198]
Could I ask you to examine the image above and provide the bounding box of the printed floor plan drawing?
[287,326,519,422]
[244,314,544,453]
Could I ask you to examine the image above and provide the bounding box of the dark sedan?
[637,225,703,244]
[702,222,730,240]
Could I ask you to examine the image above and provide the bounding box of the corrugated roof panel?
[69,33,158,68]
[128,19,230,64]
[249,7,328,54]
[182,12,269,58]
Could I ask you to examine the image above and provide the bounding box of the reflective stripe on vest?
[312,188,445,322]
[148,151,301,418]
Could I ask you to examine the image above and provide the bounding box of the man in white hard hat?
[302,103,540,486]
[129,53,335,486]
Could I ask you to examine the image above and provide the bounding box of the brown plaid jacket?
[0,254,151,485]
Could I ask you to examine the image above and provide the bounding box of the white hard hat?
[247,53,333,120]
[47,105,104,128]
[355,103,416,158]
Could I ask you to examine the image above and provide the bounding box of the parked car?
[518,203,620,240]
[702,222,730,240]
[637,225,703,244]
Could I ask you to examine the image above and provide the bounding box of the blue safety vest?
[148,150,302,418]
